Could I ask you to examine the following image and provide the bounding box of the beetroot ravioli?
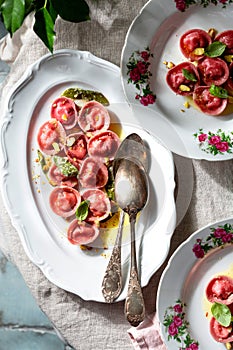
[180,28,212,61]
[205,275,233,344]
[166,27,233,115]
[37,94,121,246]
[166,61,200,96]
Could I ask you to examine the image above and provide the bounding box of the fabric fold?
[127,313,167,350]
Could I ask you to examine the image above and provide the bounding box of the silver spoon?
[101,133,148,303]
[114,158,148,327]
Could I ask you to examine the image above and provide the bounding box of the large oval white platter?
[0,49,176,302]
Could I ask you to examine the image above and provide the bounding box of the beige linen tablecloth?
[0,1,233,349]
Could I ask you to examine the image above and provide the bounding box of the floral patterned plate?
[121,0,233,160]
[156,217,233,349]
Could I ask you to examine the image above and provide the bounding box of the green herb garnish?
[205,41,226,58]
[182,68,197,82]
[62,88,109,106]
[75,200,89,221]
[37,149,50,175]
[211,302,233,327]
[209,84,228,99]
[53,156,78,177]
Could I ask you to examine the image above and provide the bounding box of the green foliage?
[1,0,26,34]
[33,7,56,53]
[0,0,90,52]
[51,0,90,23]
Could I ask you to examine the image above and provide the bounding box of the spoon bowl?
[113,132,149,176]
[114,158,148,217]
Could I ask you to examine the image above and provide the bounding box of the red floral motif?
[163,300,199,349]
[194,128,233,155]
[126,47,156,106]
[174,0,232,12]
[192,223,233,258]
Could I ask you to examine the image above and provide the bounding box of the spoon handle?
[125,216,145,327]
[101,211,125,303]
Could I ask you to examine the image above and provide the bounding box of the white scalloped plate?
[0,49,176,302]
[121,0,233,160]
[157,217,233,349]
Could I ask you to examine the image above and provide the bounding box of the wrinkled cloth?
[0,1,233,350]
[128,313,167,350]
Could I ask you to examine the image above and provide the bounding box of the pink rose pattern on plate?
[126,47,156,106]
[194,129,233,155]
[174,0,231,12]
[192,223,233,259]
[163,300,199,349]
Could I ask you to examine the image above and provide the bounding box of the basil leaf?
[205,41,226,57]
[1,0,26,35]
[33,7,56,53]
[76,200,89,221]
[211,302,232,327]
[182,68,197,82]
[209,84,228,99]
[51,0,90,23]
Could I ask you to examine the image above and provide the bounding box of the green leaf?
[25,0,34,15]
[182,68,197,82]
[46,0,58,23]
[209,84,228,99]
[205,41,226,57]
[76,200,89,221]
[211,302,232,327]
[51,0,90,23]
[33,7,56,53]
[1,0,26,35]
